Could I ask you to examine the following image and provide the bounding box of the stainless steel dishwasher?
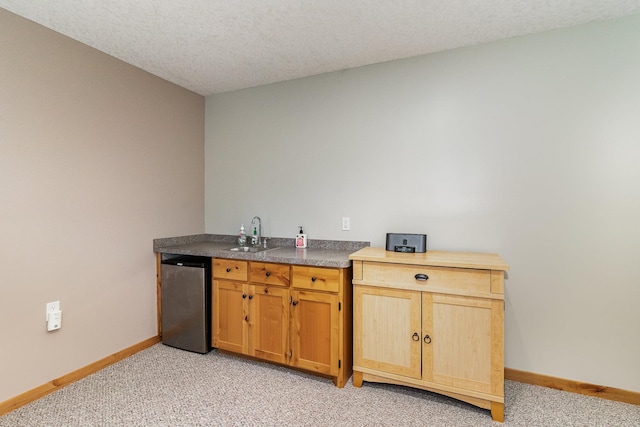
[161,255,211,353]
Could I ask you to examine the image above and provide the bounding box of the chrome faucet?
[251,216,262,246]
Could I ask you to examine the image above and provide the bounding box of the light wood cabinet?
[354,286,422,379]
[247,284,289,364]
[213,259,352,387]
[214,280,246,354]
[290,265,352,387]
[213,258,248,282]
[350,247,509,422]
[290,289,338,375]
[213,260,289,364]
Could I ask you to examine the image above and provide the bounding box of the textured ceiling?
[2,1,640,95]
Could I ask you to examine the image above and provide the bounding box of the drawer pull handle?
[412,332,420,341]
[226,268,231,273]
[311,276,316,282]
[424,335,432,344]
[415,274,429,281]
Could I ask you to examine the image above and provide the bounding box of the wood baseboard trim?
[0,336,160,416]
[505,368,639,406]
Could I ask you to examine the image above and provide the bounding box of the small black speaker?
[385,233,427,253]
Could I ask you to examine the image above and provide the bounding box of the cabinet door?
[354,285,422,379]
[422,293,503,396]
[290,290,339,376]
[248,285,289,364]
[213,280,247,354]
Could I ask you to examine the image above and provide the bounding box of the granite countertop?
[154,234,370,268]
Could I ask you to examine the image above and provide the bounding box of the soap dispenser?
[237,224,247,246]
[296,226,307,249]
[252,226,258,246]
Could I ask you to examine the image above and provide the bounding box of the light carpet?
[1,344,638,426]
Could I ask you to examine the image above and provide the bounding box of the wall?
[0,9,204,402]
[205,14,640,392]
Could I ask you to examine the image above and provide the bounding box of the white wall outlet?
[46,301,60,321]
[342,217,351,231]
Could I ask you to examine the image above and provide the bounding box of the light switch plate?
[342,217,351,231]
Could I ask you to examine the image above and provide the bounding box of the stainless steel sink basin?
[228,246,274,252]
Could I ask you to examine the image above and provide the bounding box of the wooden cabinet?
[350,247,509,422]
[214,280,246,354]
[290,289,339,375]
[354,286,422,379]
[290,265,352,385]
[213,258,248,282]
[213,260,289,364]
[248,261,290,364]
[247,284,289,364]
[213,259,352,387]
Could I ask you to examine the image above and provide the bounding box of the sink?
[228,246,274,252]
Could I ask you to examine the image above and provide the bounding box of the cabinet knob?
[226,268,231,273]
[248,295,253,300]
[424,335,432,344]
[414,273,429,281]
[265,271,271,277]
[412,332,420,341]
[242,294,247,299]
[311,276,316,282]
[292,300,298,306]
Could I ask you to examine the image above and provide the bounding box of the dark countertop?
[154,234,370,268]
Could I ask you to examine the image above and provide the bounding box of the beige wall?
[0,9,204,402]
[206,14,640,392]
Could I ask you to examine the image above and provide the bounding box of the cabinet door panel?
[249,285,289,364]
[290,290,338,375]
[213,280,247,354]
[423,293,496,394]
[354,286,421,379]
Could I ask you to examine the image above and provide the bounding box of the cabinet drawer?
[213,259,248,281]
[292,266,340,293]
[362,262,490,295]
[250,262,290,287]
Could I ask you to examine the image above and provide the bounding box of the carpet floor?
[1,343,638,426]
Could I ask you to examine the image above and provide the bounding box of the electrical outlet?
[46,301,60,321]
[342,217,351,231]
